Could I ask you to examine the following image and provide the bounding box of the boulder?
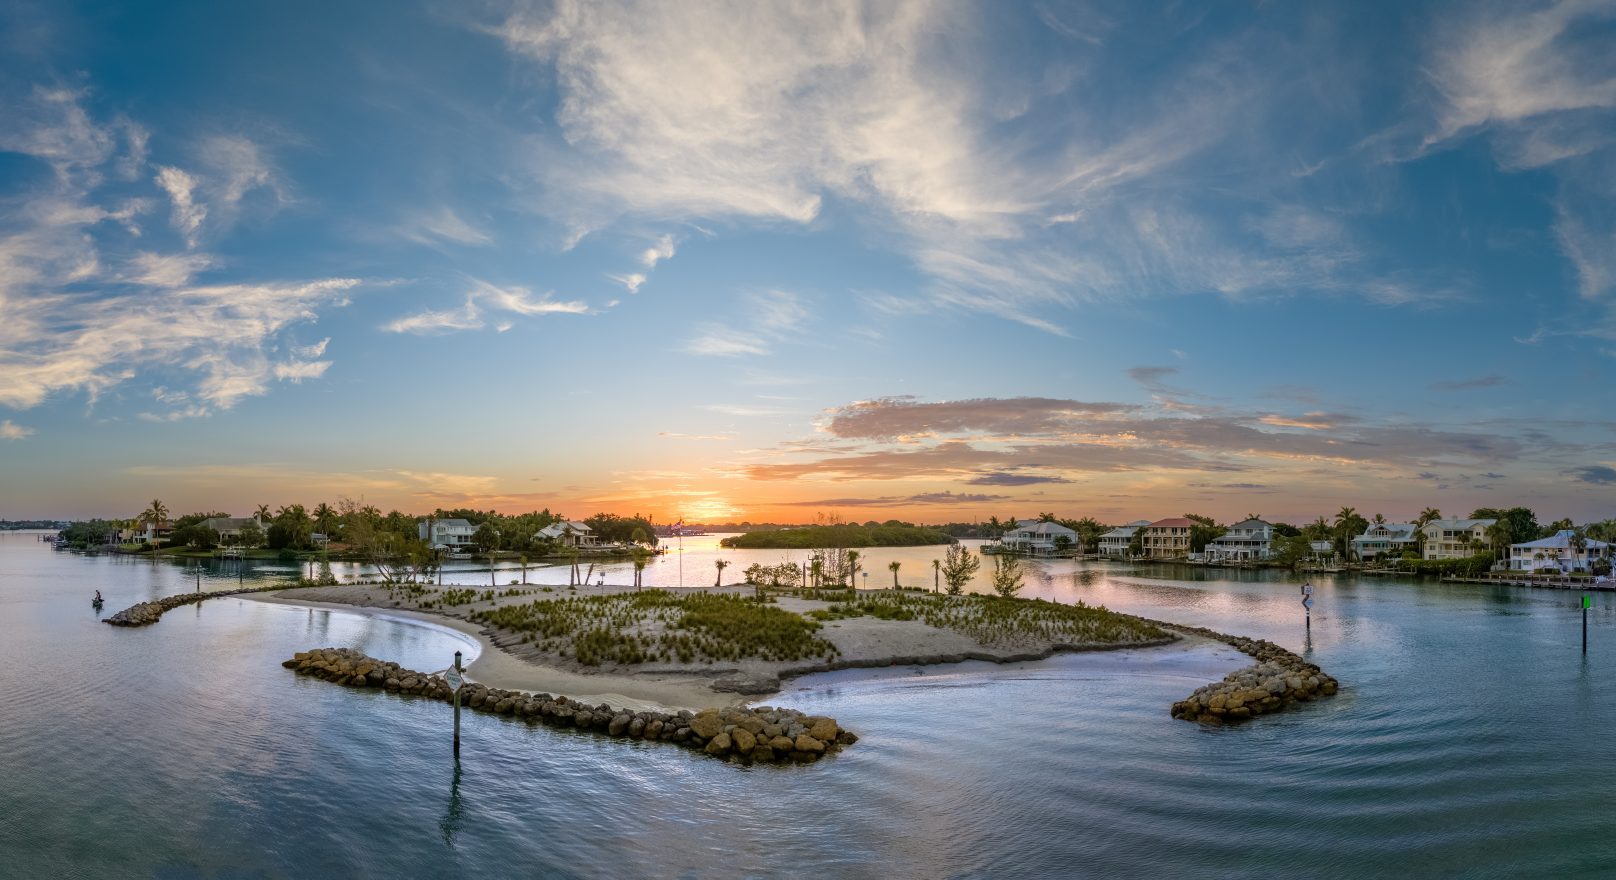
[794,734,825,754]
[689,711,724,739]
[807,717,838,743]
[770,735,795,753]
[608,714,631,736]
[731,727,756,755]
[703,732,732,756]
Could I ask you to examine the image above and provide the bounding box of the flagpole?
[677,513,684,589]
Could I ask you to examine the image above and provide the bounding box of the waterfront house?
[1204,519,1274,562]
[1421,518,1497,560]
[1507,530,1612,572]
[137,520,173,545]
[1098,520,1151,557]
[536,520,599,548]
[1351,523,1419,561]
[1142,518,1194,558]
[201,516,266,544]
[418,518,477,551]
[1000,520,1081,555]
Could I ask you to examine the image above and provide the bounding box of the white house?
[1000,520,1081,555]
[536,520,599,548]
[1508,530,1611,572]
[418,518,477,550]
[1098,521,1151,557]
[1351,523,1419,561]
[136,520,174,545]
[1204,519,1274,562]
[1421,518,1497,560]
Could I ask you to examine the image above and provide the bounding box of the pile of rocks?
[283,647,858,764]
[104,584,301,627]
[1160,624,1339,723]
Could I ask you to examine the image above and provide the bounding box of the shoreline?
[247,592,727,710]
[245,586,1192,711]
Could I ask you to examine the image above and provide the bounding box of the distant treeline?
[719,522,956,549]
[1,520,65,530]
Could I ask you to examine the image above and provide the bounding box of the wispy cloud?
[640,233,676,268]
[384,279,588,334]
[1431,374,1507,391]
[683,289,807,357]
[608,272,646,293]
[395,206,492,246]
[0,420,34,440]
[779,490,1010,507]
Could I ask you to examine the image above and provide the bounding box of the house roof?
[1511,530,1611,551]
[536,520,594,538]
[201,516,260,531]
[1225,518,1272,530]
[1354,523,1418,542]
[1008,521,1078,538]
[420,518,474,529]
[1100,526,1141,539]
[1426,518,1496,530]
[1147,518,1195,528]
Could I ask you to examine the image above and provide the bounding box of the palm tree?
[1569,529,1589,572]
[809,556,824,590]
[1485,520,1513,565]
[631,547,650,590]
[312,503,335,543]
[846,550,861,587]
[141,499,169,527]
[1373,513,1386,525]
[254,503,271,522]
[931,558,940,592]
[714,558,730,587]
[888,560,901,588]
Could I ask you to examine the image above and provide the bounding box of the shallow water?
[4,531,1614,878]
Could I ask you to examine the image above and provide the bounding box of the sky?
[2,0,1615,526]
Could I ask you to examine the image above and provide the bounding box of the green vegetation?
[940,544,980,595]
[812,591,1166,648]
[470,590,839,667]
[719,522,955,549]
[990,554,1024,598]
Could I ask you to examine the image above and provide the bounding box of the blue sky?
[2,0,1614,524]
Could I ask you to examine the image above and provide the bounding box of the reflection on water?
[2,531,1614,878]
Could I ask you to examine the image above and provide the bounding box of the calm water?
[3,531,1613,879]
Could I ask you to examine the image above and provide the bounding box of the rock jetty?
[1159,623,1339,723]
[283,647,858,764]
[104,584,294,626]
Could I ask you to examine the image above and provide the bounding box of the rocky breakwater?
[104,584,296,627]
[1162,625,1339,723]
[283,647,858,764]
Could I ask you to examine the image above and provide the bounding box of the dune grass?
[471,589,840,667]
[809,591,1166,648]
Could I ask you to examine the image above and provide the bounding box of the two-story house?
[1508,530,1611,572]
[1142,518,1194,558]
[1098,520,1152,557]
[999,520,1081,556]
[1351,523,1419,561]
[1204,518,1274,562]
[418,518,478,551]
[1421,518,1496,560]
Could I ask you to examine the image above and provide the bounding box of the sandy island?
[250,582,1184,711]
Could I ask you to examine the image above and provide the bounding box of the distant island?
[719,522,957,549]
